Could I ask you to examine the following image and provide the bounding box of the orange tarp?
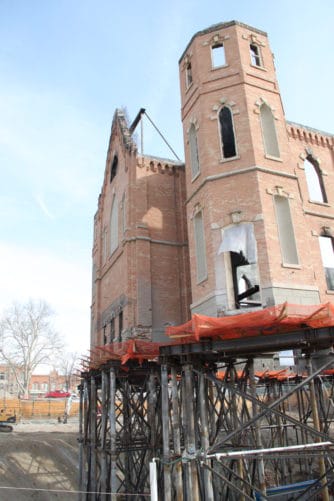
[166,302,334,342]
[86,339,160,369]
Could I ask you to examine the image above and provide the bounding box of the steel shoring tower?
[79,327,334,500]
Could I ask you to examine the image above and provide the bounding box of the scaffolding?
[79,305,334,500]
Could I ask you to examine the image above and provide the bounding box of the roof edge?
[179,20,267,63]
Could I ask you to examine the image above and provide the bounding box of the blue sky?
[0,0,333,355]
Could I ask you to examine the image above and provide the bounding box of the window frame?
[211,42,226,68]
[304,156,327,204]
[185,61,193,89]
[250,43,262,67]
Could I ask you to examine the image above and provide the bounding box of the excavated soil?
[0,420,80,500]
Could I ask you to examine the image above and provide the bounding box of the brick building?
[91,21,334,349]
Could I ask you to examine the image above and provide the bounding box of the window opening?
[185,61,193,88]
[109,318,115,343]
[319,236,334,290]
[103,325,107,345]
[219,107,236,159]
[110,195,118,255]
[219,223,261,309]
[212,43,226,67]
[274,195,299,265]
[118,310,123,341]
[194,211,207,282]
[189,124,200,178]
[304,156,327,203]
[110,155,118,183]
[260,103,280,158]
[250,44,262,67]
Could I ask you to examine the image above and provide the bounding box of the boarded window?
[189,123,200,178]
[250,44,262,67]
[260,103,280,158]
[110,195,118,255]
[219,107,236,159]
[319,236,334,290]
[194,211,207,282]
[304,157,327,203]
[212,43,226,67]
[274,196,299,265]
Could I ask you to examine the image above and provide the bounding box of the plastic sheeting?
[166,302,334,342]
[218,223,257,263]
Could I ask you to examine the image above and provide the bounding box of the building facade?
[91,21,334,349]
[91,111,191,346]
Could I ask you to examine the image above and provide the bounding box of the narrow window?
[189,124,200,178]
[118,310,123,341]
[185,61,193,88]
[110,195,118,255]
[319,236,334,290]
[103,325,107,345]
[260,103,280,158]
[250,44,262,67]
[212,43,226,68]
[194,211,207,282]
[304,157,327,203]
[110,155,118,183]
[219,107,236,159]
[109,318,115,343]
[274,195,299,265]
[121,192,126,234]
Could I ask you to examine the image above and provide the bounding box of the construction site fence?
[0,398,80,420]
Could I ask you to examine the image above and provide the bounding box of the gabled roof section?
[108,108,137,155]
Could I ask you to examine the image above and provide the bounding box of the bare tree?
[56,351,80,392]
[0,300,64,398]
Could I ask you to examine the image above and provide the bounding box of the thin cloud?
[34,194,55,220]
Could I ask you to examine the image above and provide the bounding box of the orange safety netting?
[83,339,161,369]
[166,302,334,342]
[216,368,298,382]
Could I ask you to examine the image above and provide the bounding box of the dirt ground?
[0,419,80,500]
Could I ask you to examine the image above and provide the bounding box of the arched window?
[189,123,200,178]
[110,155,118,183]
[260,103,280,158]
[319,234,334,290]
[110,195,118,255]
[304,156,327,203]
[219,107,236,159]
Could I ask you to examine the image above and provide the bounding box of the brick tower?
[179,21,334,317]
